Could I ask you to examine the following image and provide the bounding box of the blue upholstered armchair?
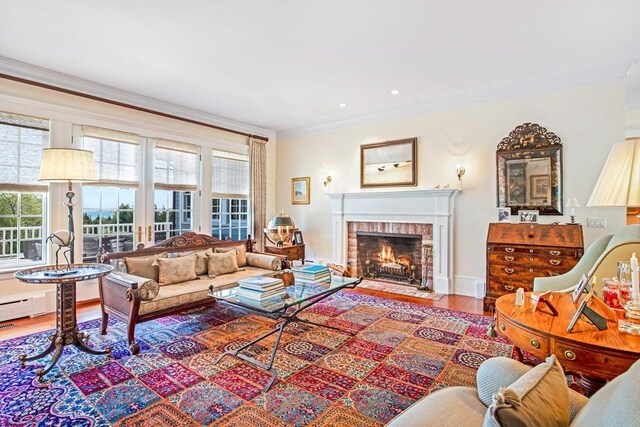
[533,224,640,293]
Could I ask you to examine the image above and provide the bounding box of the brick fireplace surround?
[348,221,433,288]
[328,189,459,294]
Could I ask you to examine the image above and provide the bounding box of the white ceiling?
[0,1,639,136]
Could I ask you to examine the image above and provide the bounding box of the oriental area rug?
[0,291,514,426]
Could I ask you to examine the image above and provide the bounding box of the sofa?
[534,224,640,293]
[98,232,288,354]
[387,356,640,427]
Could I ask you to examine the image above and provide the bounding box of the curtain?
[249,137,267,250]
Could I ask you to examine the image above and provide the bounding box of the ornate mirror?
[497,123,563,215]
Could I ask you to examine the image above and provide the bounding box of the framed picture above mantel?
[360,137,417,188]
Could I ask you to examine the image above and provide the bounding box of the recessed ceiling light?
[338,103,347,108]
[391,89,400,95]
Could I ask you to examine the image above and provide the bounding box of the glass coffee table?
[208,275,362,391]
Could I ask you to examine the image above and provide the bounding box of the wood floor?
[0,290,486,342]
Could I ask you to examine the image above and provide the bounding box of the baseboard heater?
[0,294,46,322]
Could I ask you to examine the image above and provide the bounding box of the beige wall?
[0,79,277,304]
[276,80,626,296]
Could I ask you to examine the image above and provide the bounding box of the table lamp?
[587,138,639,208]
[566,198,580,224]
[39,148,97,266]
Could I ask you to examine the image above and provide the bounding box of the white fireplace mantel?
[328,189,459,294]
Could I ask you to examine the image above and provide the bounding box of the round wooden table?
[495,292,640,395]
[14,263,114,382]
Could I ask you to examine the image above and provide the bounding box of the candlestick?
[631,253,639,302]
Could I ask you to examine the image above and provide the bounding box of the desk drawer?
[497,316,550,356]
[554,341,637,380]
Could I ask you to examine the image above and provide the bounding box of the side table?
[495,292,640,396]
[264,243,305,264]
[14,263,114,381]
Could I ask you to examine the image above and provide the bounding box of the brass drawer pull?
[504,256,515,261]
[505,247,515,253]
[529,268,534,273]
[549,259,561,266]
[529,257,534,262]
[500,323,505,331]
[550,250,561,256]
[504,268,515,274]
[504,284,515,291]
[564,350,576,361]
[530,339,540,349]
[529,249,534,253]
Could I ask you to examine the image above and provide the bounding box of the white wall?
[0,79,277,306]
[276,80,626,297]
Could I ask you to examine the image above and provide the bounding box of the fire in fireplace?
[356,231,422,286]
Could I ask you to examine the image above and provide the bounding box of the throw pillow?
[246,252,282,271]
[109,272,159,301]
[155,254,198,285]
[178,248,213,275]
[215,245,248,267]
[124,252,168,282]
[206,251,239,277]
[484,355,570,427]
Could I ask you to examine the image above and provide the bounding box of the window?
[82,187,135,261]
[154,139,198,242]
[212,151,249,240]
[81,126,140,259]
[0,112,49,269]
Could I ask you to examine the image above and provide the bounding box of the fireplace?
[357,232,422,285]
[328,189,458,294]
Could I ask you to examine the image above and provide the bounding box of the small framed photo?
[292,230,304,245]
[291,177,310,205]
[518,210,539,223]
[497,207,511,223]
[572,273,589,303]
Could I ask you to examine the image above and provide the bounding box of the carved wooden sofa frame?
[98,232,288,354]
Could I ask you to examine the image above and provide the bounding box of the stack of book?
[292,265,331,284]
[236,276,285,302]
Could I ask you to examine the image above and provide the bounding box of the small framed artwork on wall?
[519,210,539,223]
[291,177,310,205]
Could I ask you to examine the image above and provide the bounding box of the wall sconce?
[323,175,333,187]
[455,159,466,181]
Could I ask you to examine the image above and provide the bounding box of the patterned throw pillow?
[206,251,239,277]
[178,248,213,275]
[214,245,248,267]
[154,254,198,285]
[124,252,168,282]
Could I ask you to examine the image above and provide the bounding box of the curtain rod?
[0,73,269,142]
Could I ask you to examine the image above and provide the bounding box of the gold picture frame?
[360,137,417,188]
[291,177,310,205]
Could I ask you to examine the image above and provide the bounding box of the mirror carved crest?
[497,123,563,215]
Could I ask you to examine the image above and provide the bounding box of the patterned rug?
[0,291,513,426]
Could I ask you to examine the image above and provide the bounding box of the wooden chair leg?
[100,311,109,335]
[127,321,140,355]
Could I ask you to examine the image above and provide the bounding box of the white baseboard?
[453,276,485,298]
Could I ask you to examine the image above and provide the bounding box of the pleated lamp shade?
[587,138,640,207]
[39,148,97,182]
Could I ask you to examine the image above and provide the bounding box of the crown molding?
[278,61,637,140]
[0,56,276,140]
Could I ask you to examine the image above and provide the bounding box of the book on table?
[294,275,332,284]
[238,276,283,288]
[292,265,330,281]
[236,287,286,301]
[238,281,284,292]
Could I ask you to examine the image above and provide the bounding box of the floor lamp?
[39,148,97,270]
